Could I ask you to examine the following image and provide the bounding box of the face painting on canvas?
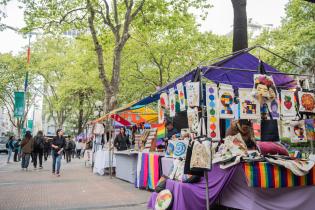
[298,92,315,113]
[291,121,307,143]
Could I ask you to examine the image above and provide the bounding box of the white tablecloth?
[93,150,116,175]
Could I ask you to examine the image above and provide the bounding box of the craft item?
[238,88,260,119]
[148,153,160,190]
[280,90,297,118]
[155,189,173,210]
[305,119,315,141]
[186,82,200,107]
[177,82,186,111]
[173,139,189,159]
[169,88,176,117]
[190,140,211,170]
[160,92,169,109]
[291,120,307,143]
[158,100,165,124]
[253,74,277,103]
[206,84,221,140]
[165,140,176,158]
[298,92,315,113]
[267,93,280,120]
[187,107,199,133]
[218,85,234,119]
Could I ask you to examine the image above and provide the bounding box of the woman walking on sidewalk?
[21,131,34,170]
[51,129,66,177]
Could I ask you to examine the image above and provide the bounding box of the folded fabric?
[257,141,289,156]
[265,157,315,176]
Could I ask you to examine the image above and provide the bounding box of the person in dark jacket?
[33,130,45,169]
[43,138,51,161]
[13,139,21,162]
[114,127,130,151]
[51,129,66,177]
[6,136,15,163]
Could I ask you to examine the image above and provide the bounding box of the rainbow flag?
[155,124,166,139]
[242,162,315,188]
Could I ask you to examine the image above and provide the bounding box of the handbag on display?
[261,103,280,142]
[190,139,212,171]
[183,140,204,176]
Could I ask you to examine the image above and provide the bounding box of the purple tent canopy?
[202,52,296,89]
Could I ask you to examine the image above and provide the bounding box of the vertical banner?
[14,91,25,118]
[186,82,200,107]
[169,88,176,117]
[206,84,220,140]
[27,120,33,132]
[176,82,186,111]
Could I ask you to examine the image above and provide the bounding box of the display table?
[114,151,138,183]
[93,150,116,175]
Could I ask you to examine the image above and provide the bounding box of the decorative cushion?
[256,141,289,156]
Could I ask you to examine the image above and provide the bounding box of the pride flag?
[155,124,166,139]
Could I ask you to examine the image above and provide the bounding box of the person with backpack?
[13,139,21,162]
[65,138,73,163]
[33,131,45,169]
[21,131,34,170]
[6,136,16,163]
[43,138,51,161]
[51,129,66,177]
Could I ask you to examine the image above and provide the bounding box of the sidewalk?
[0,154,150,210]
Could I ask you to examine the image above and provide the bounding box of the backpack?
[65,141,71,150]
[34,137,44,149]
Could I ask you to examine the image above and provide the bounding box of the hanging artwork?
[158,100,165,124]
[169,88,176,117]
[160,92,169,109]
[290,121,307,143]
[173,139,189,159]
[186,82,200,107]
[165,140,175,158]
[206,84,220,140]
[238,88,260,119]
[298,92,315,113]
[219,85,234,119]
[267,93,281,120]
[280,90,297,118]
[176,82,186,111]
[253,74,277,103]
[305,119,315,141]
[187,107,199,133]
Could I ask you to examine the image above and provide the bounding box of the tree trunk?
[77,93,84,135]
[231,0,248,52]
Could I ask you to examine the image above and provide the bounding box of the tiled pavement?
[0,154,150,210]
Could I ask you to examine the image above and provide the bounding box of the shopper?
[114,127,130,151]
[13,139,21,162]
[33,131,45,169]
[6,136,15,163]
[76,140,82,159]
[43,138,50,161]
[65,138,73,163]
[21,131,34,170]
[69,137,76,158]
[51,129,66,177]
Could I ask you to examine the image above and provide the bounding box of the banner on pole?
[14,92,25,118]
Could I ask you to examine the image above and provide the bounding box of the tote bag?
[261,104,280,142]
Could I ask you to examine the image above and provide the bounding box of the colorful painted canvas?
[165,140,175,158]
[206,84,220,140]
[160,92,169,109]
[298,92,315,113]
[291,121,307,143]
[158,100,165,124]
[187,107,199,133]
[169,88,176,117]
[173,139,189,159]
[186,82,200,107]
[267,93,280,120]
[280,90,297,118]
[176,82,186,111]
[253,74,277,103]
[305,119,315,141]
[219,85,234,119]
[238,88,260,119]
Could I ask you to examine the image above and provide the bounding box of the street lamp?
[94,100,103,118]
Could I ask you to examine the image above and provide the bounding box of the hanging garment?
[184,140,204,176]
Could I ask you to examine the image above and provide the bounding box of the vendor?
[166,121,179,140]
[114,127,130,151]
[226,119,256,149]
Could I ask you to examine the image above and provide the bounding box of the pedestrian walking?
[13,139,21,162]
[51,129,66,177]
[43,138,50,161]
[6,136,15,163]
[70,137,76,158]
[33,131,45,169]
[76,140,82,159]
[21,131,34,170]
[65,138,73,163]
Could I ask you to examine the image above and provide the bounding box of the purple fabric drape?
[220,165,315,210]
[147,164,237,210]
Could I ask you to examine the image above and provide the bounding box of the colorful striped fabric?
[156,124,166,139]
[242,162,315,188]
[138,152,161,190]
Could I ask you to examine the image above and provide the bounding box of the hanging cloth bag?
[261,103,280,142]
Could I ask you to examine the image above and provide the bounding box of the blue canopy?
[131,52,296,107]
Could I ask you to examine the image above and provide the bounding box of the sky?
[0,0,289,54]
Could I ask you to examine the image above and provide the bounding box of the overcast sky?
[0,0,288,54]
